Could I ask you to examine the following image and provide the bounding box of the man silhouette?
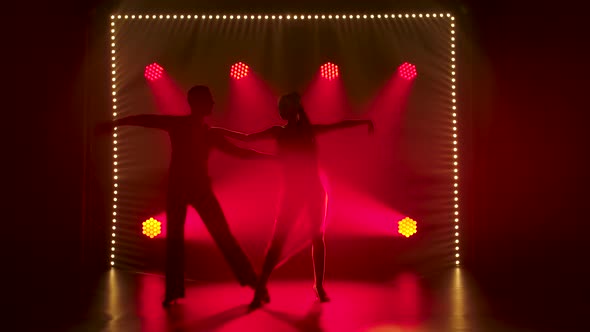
[101,85,270,307]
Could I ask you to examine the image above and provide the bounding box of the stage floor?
[49,268,551,332]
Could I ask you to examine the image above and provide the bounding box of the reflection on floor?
[63,268,533,332]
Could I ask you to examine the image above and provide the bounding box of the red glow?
[227,70,283,133]
[320,62,340,80]
[398,217,417,237]
[146,70,191,116]
[362,65,414,192]
[230,62,250,80]
[329,182,407,237]
[144,63,164,81]
[131,274,425,331]
[398,62,417,80]
[142,218,162,238]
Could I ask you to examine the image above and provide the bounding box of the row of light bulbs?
[110,13,455,21]
[449,33,460,265]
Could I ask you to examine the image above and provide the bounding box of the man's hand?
[258,152,277,160]
[95,121,114,136]
[366,120,375,134]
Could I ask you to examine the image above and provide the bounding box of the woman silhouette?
[219,92,373,310]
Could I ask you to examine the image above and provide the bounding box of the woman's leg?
[309,188,329,302]
[250,193,303,309]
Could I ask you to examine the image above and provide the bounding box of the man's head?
[187,85,214,117]
[278,92,302,121]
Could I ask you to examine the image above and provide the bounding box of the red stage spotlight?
[230,62,249,80]
[398,217,417,237]
[142,217,162,238]
[320,62,339,80]
[144,63,164,81]
[398,62,417,80]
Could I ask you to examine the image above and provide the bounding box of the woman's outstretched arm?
[312,119,374,135]
[210,126,282,142]
[213,134,275,160]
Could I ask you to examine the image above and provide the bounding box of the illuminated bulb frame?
[110,18,117,267]
[108,11,460,267]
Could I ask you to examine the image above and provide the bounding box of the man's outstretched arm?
[96,114,178,135]
[112,114,177,130]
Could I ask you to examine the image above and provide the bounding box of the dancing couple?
[100,85,373,310]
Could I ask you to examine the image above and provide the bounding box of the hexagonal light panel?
[398,62,417,80]
[320,62,339,80]
[230,62,249,79]
[398,217,417,237]
[142,217,162,238]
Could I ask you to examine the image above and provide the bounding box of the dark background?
[7,0,588,328]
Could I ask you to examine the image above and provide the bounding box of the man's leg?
[192,189,258,287]
[164,193,187,304]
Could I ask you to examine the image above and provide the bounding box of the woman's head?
[278,92,302,121]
